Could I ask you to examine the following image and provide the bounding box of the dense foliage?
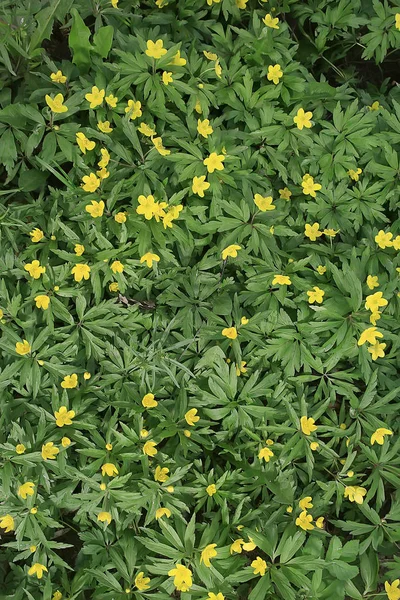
[0,1,400,599]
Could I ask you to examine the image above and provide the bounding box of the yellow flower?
[45,93,68,113]
[302,174,321,197]
[142,393,158,408]
[357,327,383,346]
[323,228,339,238]
[286,506,293,513]
[154,466,169,482]
[375,230,393,249]
[263,13,279,29]
[34,295,50,310]
[348,168,362,181]
[221,244,241,260]
[214,59,222,78]
[258,446,274,462]
[296,510,314,531]
[145,39,167,59]
[76,132,95,154]
[267,64,283,84]
[16,340,31,355]
[155,507,171,519]
[109,282,119,292]
[135,572,150,591]
[300,416,317,435]
[366,275,379,290]
[71,264,91,282]
[105,93,118,108]
[317,265,326,275]
[279,187,292,200]
[206,483,217,496]
[29,227,44,242]
[170,50,186,66]
[197,118,213,138]
[97,120,113,133]
[110,260,124,274]
[0,514,15,533]
[222,327,237,339]
[344,486,367,504]
[101,463,119,477]
[230,539,244,553]
[16,444,26,454]
[162,71,173,85]
[152,136,170,156]
[299,496,313,510]
[365,292,388,312]
[192,175,210,197]
[294,108,313,130]
[18,481,35,499]
[236,361,247,376]
[125,99,142,120]
[97,511,112,525]
[41,442,59,461]
[305,222,322,241]
[140,429,149,438]
[371,427,392,445]
[138,122,156,137]
[396,14,400,30]
[55,406,75,427]
[28,563,48,579]
[24,260,46,279]
[208,594,224,600]
[143,441,157,456]
[254,193,275,211]
[185,408,200,426]
[137,195,156,219]
[52,591,62,600]
[50,70,67,84]
[61,437,71,447]
[113,212,126,224]
[30,507,37,514]
[204,152,225,173]
[98,148,110,169]
[81,173,101,193]
[168,564,193,592]
[272,274,291,285]
[315,517,324,529]
[140,252,160,268]
[307,286,324,304]
[85,86,105,108]
[201,543,217,567]
[310,441,319,451]
[251,556,267,576]
[195,99,202,114]
[385,580,400,600]
[61,373,79,392]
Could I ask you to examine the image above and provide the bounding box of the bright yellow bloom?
[258,446,274,462]
[287,506,293,513]
[348,168,362,181]
[45,93,68,113]
[62,437,71,447]
[50,70,67,84]
[81,173,100,193]
[221,244,241,260]
[0,514,15,533]
[156,507,171,519]
[16,340,31,355]
[125,100,142,120]
[168,564,193,592]
[375,230,393,249]
[206,484,217,496]
[97,511,112,525]
[203,50,218,60]
[263,13,279,29]
[192,175,210,197]
[145,39,167,59]
[16,444,26,454]
[25,260,46,279]
[154,466,169,482]
[61,374,78,389]
[296,510,314,531]
[170,50,186,66]
[135,572,151,591]
[142,393,158,408]
[357,327,383,346]
[143,441,157,456]
[34,295,50,310]
[195,99,202,114]
[222,327,237,339]
[110,260,124,274]
[230,539,244,553]
[310,441,319,451]
[369,101,380,111]
[201,543,217,567]
[366,275,379,290]
[254,193,275,211]
[18,481,35,499]
[251,557,267,576]
[299,496,313,510]
[344,485,367,504]
[162,71,173,85]
[272,274,291,285]
[140,252,160,268]
[300,416,317,435]
[137,195,157,219]
[294,108,313,130]
[302,174,321,197]
[98,148,110,169]
[385,580,400,600]
[214,59,222,78]
[324,228,339,238]
[207,593,224,600]
[365,292,388,312]
[29,227,44,242]
[109,282,119,292]
[197,119,213,138]
[85,86,105,108]
[97,120,113,133]
[371,427,392,445]
[315,517,324,529]
[152,136,170,155]
[138,122,156,137]
[113,212,126,224]
[52,591,62,600]
[101,463,119,477]
[305,223,322,241]
[236,361,247,376]
[279,187,292,200]
[71,264,91,282]
[267,64,283,84]
[307,286,324,304]
[42,442,59,461]
[396,14,400,30]
[317,265,326,275]
[54,406,76,427]
[105,93,118,107]
[76,132,95,154]
[204,152,224,173]
[185,408,200,426]
[28,563,48,579]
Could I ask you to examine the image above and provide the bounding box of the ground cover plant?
[0,0,400,599]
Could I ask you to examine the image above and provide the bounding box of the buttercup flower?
[138,122,156,137]
[315,517,325,529]
[300,416,318,435]
[111,260,124,274]
[236,361,247,376]
[71,264,91,282]
[45,93,68,113]
[152,136,170,155]
[18,481,35,499]
[61,374,78,389]
[197,119,213,138]
[168,564,193,592]
[208,594,224,600]
[155,507,171,519]
[145,39,167,59]
[29,228,44,242]
[97,120,113,133]
[97,511,112,525]
[16,340,31,355]
[62,437,71,447]
[105,93,118,107]
[302,174,321,197]
[170,50,186,66]
[140,252,160,268]
[254,194,275,211]
[162,71,173,85]
[135,572,150,591]
[185,408,200,426]
[101,463,119,477]
[85,86,105,108]
[258,446,274,462]
[34,295,50,310]
[204,50,218,60]
[230,539,244,553]
[142,393,158,408]
[0,514,15,533]
[358,327,383,346]
[348,168,362,181]
[206,484,217,496]
[267,64,283,84]
[55,406,75,426]
[366,275,379,290]
[204,152,225,173]
[201,543,217,567]
[137,195,157,219]
[365,292,388,312]
[125,100,142,120]
[192,175,210,196]
[263,13,279,29]
[16,444,26,454]
[222,244,241,260]
[50,70,66,84]
[299,496,313,510]
[307,286,324,304]
[28,563,48,579]
[222,327,237,339]
[294,108,313,130]
[143,441,157,456]
[272,274,291,285]
[251,556,267,576]
[25,260,46,279]
[305,223,322,241]
[42,442,59,460]
[344,486,367,504]
[371,427,392,445]
[154,466,169,482]
[279,187,292,200]
[317,265,326,275]
[385,580,400,600]
[296,510,314,531]
[82,173,100,193]
[76,132,95,154]
[375,230,393,249]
